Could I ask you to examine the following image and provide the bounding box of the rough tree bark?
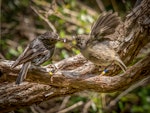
[0,0,150,112]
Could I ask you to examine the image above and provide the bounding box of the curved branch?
[0,52,150,89]
[0,53,150,112]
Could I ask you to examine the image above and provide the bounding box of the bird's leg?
[45,64,58,82]
[99,62,113,76]
[99,68,109,76]
[48,64,57,74]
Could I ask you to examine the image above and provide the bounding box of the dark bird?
[11,31,61,84]
[75,11,127,73]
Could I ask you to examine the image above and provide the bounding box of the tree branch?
[0,53,150,112]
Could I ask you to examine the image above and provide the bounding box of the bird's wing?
[87,45,102,59]
[11,45,30,68]
[90,11,120,40]
[11,40,45,68]
[33,47,55,65]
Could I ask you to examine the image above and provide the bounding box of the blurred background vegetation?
[1,0,150,113]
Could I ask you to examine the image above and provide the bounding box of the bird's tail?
[115,57,127,73]
[16,62,31,85]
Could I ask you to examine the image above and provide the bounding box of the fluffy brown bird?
[75,11,127,73]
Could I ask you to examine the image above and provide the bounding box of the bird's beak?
[72,35,76,40]
[57,35,77,43]
[58,38,67,43]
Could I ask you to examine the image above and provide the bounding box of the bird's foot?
[45,64,58,82]
[46,64,58,74]
[99,69,108,76]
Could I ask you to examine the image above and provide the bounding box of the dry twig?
[31,6,57,33]
[59,96,71,110]
[57,101,83,113]
[96,0,106,12]
[82,100,92,113]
